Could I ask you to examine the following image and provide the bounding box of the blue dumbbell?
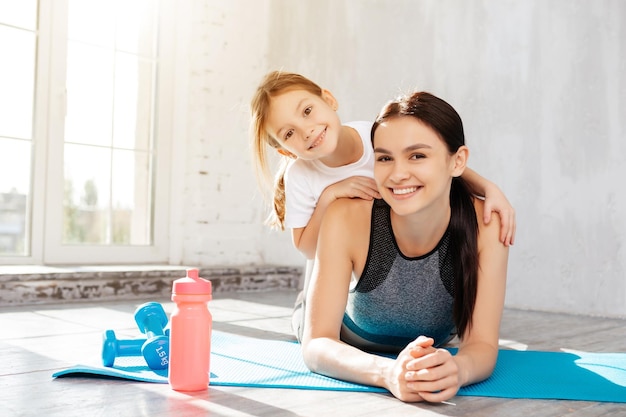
[102,329,168,370]
[133,302,170,369]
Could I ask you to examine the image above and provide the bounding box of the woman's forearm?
[453,341,499,387]
[302,336,393,389]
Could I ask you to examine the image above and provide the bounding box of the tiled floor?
[1,289,625,417]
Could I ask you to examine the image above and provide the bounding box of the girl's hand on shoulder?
[482,184,516,246]
[326,176,381,201]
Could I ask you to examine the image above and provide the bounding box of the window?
[0,0,37,259]
[0,0,174,265]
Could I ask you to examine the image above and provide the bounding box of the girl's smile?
[307,127,327,150]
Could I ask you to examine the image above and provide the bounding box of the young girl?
[301,91,509,403]
[250,70,515,262]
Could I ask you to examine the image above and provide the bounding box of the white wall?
[173,0,626,318]
[170,0,303,268]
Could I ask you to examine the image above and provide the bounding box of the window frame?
[1,0,177,265]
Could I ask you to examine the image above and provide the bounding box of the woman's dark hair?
[370,91,479,339]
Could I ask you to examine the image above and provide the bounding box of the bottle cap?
[172,268,212,296]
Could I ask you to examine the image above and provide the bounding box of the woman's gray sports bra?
[341,199,456,353]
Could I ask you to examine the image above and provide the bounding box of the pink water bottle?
[168,268,212,391]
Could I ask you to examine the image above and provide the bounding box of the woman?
[301,91,509,403]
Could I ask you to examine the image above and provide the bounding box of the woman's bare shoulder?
[322,198,373,235]
[320,198,373,268]
[328,197,372,219]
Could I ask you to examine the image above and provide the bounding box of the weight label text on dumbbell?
[156,346,169,366]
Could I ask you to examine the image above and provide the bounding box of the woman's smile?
[389,185,421,199]
[392,186,418,195]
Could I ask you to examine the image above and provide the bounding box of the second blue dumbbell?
[134,302,170,369]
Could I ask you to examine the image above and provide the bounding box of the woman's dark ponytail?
[449,177,478,337]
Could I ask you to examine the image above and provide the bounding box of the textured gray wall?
[178,0,626,317]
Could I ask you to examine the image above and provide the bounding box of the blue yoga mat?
[53,330,626,403]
